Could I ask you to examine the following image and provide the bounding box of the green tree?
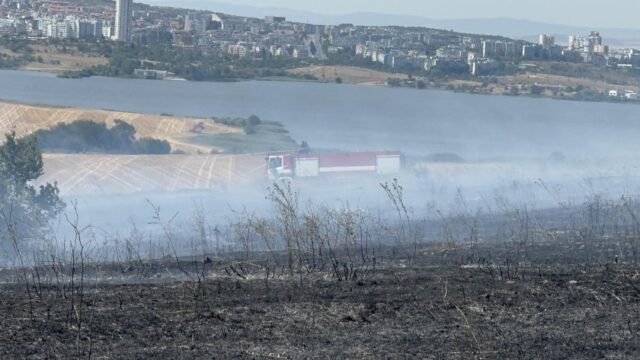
[0,133,64,234]
[134,138,172,154]
[111,119,137,152]
[530,85,543,96]
[33,119,170,154]
[309,41,317,56]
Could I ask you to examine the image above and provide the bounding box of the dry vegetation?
[288,65,408,85]
[290,63,640,103]
[1,182,640,358]
[2,259,639,359]
[502,72,640,94]
[23,44,108,72]
[0,43,108,73]
[0,101,242,154]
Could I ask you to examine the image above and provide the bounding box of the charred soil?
[1,242,639,359]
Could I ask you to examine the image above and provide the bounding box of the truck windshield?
[268,157,283,169]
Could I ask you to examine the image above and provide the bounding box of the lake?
[0,70,638,160]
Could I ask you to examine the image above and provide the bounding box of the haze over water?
[1,70,639,160]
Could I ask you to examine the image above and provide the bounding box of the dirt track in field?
[40,153,267,195]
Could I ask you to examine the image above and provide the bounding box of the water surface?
[0,70,638,160]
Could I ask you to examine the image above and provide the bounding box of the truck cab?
[266,153,292,180]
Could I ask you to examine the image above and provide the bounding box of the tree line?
[33,119,171,155]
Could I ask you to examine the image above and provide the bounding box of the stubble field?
[0,100,241,154]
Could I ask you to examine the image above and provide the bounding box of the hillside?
[145,1,640,43]
[0,101,242,154]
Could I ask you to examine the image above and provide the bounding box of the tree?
[33,119,171,154]
[0,133,64,242]
[1,133,43,186]
[299,140,310,154]
[530,85,543,96]
[134,138,172,154]
[309,41,317,56]
[111,119,136,152]
[248,115,262,126]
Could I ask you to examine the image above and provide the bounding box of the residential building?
[539,34,555,47]
[587,31,602,53]
[115,0,132,41]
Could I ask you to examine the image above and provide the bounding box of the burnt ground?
[1,243,640,359]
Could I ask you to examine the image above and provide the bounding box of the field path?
[41,154,267,195]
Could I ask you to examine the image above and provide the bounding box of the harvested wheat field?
[0,100,241,153]
[40,154,267,195]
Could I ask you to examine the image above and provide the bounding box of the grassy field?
[191,121,298,154]
[498,71,640,95]
[0,43,108,73]
[288,65,408,85]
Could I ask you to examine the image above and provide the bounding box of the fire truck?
[266,151,403,180]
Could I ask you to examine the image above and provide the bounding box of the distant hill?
[145,0,640,47]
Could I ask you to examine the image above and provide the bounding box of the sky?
[153,0,640,29]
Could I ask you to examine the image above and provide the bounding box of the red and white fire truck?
[266,151,403,179]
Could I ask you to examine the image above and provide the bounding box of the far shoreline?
[1,67,639,108]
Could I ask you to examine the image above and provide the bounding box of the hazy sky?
[164,0,640,29]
